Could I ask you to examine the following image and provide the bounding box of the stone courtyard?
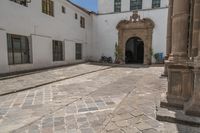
[0,63,199,133]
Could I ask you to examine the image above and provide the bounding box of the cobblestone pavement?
[0,64,110,95]
[0,64,199,133]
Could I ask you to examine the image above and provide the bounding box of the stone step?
[160,93,184,109]
[156,107,200,127]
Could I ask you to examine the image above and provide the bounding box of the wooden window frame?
[42,0,54,17]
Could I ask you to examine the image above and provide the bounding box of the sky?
[70,0,98,12]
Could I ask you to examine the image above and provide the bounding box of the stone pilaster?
[163,0,173,76]
[184,27,200,116]
[193,0,200,60]
[166,0,173,57]
[191,0,200,57]
[168,0,190,63]
[161,0,192,108]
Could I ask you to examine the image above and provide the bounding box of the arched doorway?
[125,37,144,64]
[116,11,154,64]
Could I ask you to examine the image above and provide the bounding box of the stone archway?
[125,37,144,64]
[116,11,154,64]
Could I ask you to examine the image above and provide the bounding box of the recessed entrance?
[116,12,154,64]
[125,37,144,64]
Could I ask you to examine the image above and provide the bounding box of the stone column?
[185,27,200,116]
[194,0,200,61]
[118,30,124,63]
[169,0,190,63]
[191,0,200,57]
[163,0,173,76]
[161,0,192,108]
[166,0,173,57]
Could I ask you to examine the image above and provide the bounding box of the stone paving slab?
[0,64,111,96]
[99,67,200,133]
[0,66,133,132]
[0,65,199,133]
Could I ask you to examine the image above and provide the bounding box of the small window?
[75,13,78,19]
[53,40,64,61]
[80,16,85,28]
[76,43,82,60]
[42,0,54,16]
[152,0,160,8]
[10,0,28,7]
[114,0,121,12]
[7,34,30,65]
[62,6,66,14]
[130,0,143,10]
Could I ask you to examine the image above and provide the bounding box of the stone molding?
[116,11,154,64]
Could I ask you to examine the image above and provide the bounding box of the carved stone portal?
[116,11,154,64]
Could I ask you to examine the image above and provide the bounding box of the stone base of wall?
[156,107,200,126]
[184,69,200,117]
[160,93,184,109]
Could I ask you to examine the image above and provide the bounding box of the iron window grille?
[80,16,85,28]
[7,34,30,65]
[62,6,66,14]
[114,0,121,12]
[75,43,82,60]
[10,0,28,7]
[152,0,161,8]
[130,0,143,10]
[75,13,78,19]
[53,40,64,61]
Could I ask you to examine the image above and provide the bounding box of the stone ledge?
[160,93,184,109]
[156,107,200,127]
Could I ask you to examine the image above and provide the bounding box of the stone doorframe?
[116,12,155,64]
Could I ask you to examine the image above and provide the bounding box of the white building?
[92,0,169,64]
[0,0,168,75]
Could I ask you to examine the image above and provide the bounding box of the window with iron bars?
[10,0,28,7]
[130,0,142,10]
[114,0,121,12]
[152,0,161,8]
[75,43,82,60]
[53,40,64,61]
[7,34,30,65]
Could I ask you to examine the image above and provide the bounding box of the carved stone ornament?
[116,12,154,30]
[116,11,155,65]
[130,11,141,22]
